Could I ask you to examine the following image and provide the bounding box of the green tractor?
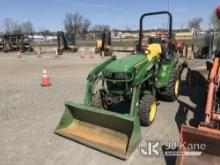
[55,11,186,159]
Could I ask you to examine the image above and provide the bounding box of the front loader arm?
[84,56,116,105]
[133,58,157,84]
[130,58,157,116]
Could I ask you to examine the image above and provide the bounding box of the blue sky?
[0,0,220,32]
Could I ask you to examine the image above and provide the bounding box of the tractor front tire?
[159,67,180,101]
[138,95,157,126]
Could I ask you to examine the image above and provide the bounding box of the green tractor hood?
[104,54,146,73]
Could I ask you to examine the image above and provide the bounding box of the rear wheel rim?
[175,79,180,96]
[149,101,157,122]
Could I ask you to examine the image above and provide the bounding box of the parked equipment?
[176,6,220,165]
[175,40,185,57]
[2,34,33,53]
[3,35,20,52]
[176,57,220,164]
[20,35,33,52]
[55,11,186,159]
[57,31,77,55]
[95,30,112,56]
[0,36,4,51]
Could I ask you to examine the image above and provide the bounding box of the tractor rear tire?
[159,67,180,101]
[138,95,157,126]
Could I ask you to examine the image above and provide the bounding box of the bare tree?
[210,10,220,52]
[188,17,203,35]
[22,21,34,35]
[12,22,23,35]
[211,10,220,30]
[64,12,84,38]
[3,18,34,35]
[80,19,91,38]
[63,13,92,39]
[92,24,111,38]
[3,18,14,34]
[93,24,110,32]
[64,13,74,33]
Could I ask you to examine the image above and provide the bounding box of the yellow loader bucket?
[176,125,220,165]
[55,101,141,159]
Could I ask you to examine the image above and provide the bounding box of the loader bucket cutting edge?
[55,101,141,159]
[176,125,220,165]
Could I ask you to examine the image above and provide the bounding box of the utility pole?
[167,0,170,31]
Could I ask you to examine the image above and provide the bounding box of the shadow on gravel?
[162,145,177,165]
[176,70,208,132]
[163,70,208,165]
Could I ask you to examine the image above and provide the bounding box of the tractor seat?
[145,43,162,61]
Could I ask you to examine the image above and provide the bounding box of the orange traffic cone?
[89,50,94,59]
[101,51,105,58]
[17,51,22,58]
[80,51,84,58]
[41,68,51,86]
[37,49,41,57]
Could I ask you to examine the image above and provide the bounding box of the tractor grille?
[107,81,126,91]
[104,72,133,92]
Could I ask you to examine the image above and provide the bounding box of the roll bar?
[138,11,173,51]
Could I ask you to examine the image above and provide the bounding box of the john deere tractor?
[55,11,186,159]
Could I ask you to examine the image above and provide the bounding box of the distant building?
[111,29,194,40]
[175,31,193,40]
[45,36,57,41]
[31,35,44,42]
[31,35,57,42]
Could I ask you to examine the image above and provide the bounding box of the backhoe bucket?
[176,125,220,165]
[55,101,141,159]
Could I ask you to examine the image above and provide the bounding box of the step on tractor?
[57,31,78,55]
[55,11,186,159]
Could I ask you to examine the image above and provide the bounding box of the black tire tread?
[138,95,156,126]
[159,66,180,101]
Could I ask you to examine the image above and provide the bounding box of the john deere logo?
[161,72,166,77]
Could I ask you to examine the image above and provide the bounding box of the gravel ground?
[0,51,208,165]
